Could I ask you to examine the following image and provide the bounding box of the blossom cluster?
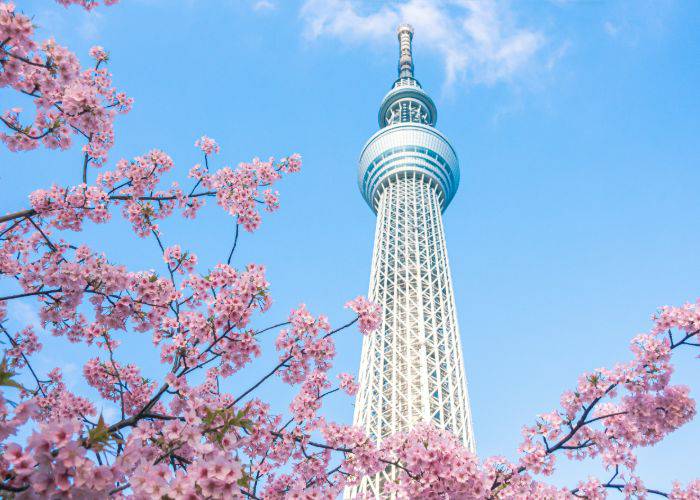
[0,104,386,496]
[345,295,382,334]
[23,143,301,239]
[515,300,700,495]
[195,135,220,155]
[3,419,120,495]
[1,1,130,163]
[56,0,120,9]
[338,372,358,396]
[275,304,333,385]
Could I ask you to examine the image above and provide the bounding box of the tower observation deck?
[350,24,476,497]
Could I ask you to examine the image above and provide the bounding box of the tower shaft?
[351,174,475,496]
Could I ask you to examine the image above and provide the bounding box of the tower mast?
[350,24,475,497]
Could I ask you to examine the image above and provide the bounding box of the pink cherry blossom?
[338,372,358,396]
[89,45,108,61]
[195,135,220,155]
[1,4,130,163]
[345,295,382,334]
[55,0,119,9]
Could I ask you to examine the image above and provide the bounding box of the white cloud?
[100,404,120,422]
[253,0,276,11]
[32,7,103,42]
[603,20,619,37]
[78,11,104,41]
[61,362,80,388]
[599,1,676,46]
[300,0,547,86]
[7,301,43,331]
[546,39,570,71]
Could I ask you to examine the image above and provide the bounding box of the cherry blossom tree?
[1,1,698,498]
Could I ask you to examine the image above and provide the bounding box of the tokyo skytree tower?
[350,25,475,496]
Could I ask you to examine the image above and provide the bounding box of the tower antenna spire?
[397,23,414,79]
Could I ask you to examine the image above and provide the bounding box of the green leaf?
[237,472,251,488]
[239,418,254,432]
[86,413,114,452]
[0,357,24,390]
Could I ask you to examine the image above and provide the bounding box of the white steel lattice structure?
[349,25,475,497]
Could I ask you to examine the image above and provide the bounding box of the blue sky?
[2,0,699,492]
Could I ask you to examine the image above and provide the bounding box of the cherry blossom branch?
[0,324,47,397]
[0,116,58,139]
[0,209,35,224]
[0,189,217,224]
[232,357,290,405]
[27,216,57,252]
[226,222,240,265]
[231,317,358,406]
[0,482,29,493]
[253,321,290,336]
[0,44,52,69]
[604,484,668,497]
[108,482,130,495]
[545,329,698,457]
[102,334,126,420]
[82,149,92,184]
[0,288,61,301]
